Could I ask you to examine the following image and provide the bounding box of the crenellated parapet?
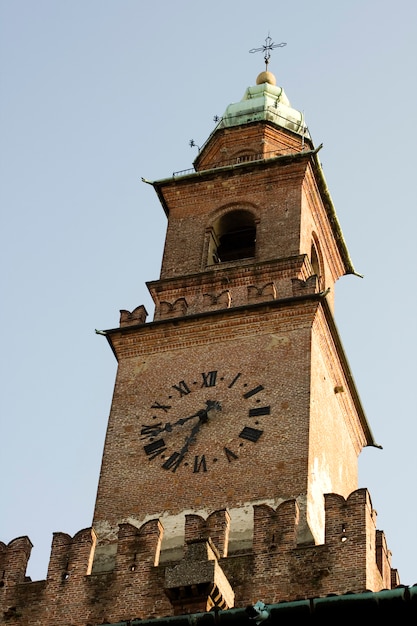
[147,255,318,321]
[119,305,148,327]
[324,489,393,590]
[0,537,33,587]
[47,528,96,584]
[115,519,163,572]
[229,490,394,604]
[0,490,398,625]
[0,521,169,625]
[252,499,299,555]
[184,509,230,558]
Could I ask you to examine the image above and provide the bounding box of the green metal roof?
[213,72,310,141]
[101,585,417,625]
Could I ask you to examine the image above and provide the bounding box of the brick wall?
[0,489,394,624]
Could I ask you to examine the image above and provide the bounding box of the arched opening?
[208,209,257,264]
[310,234,324,289]
[311,244,320,277]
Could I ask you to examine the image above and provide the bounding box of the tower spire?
[249,34,287,70]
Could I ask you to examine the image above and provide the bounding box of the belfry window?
[208,209,256,265]
[310,235,324,289]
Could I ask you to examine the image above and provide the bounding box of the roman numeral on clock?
[243,385,264,399]
[143,438,167,459]
[162,451,184,472]
[201,370,217,387]
[193,455,207,473]
[228,372,242,388]
[172,380,191,397]
[224,447,238,462]
[151,402,171,412]
[141,423,162,439]
[239,426,263,442]
[249,406,271,417]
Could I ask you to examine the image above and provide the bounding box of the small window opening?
[209,209,256,265]
[310,236,324,290]
[311,244,320,277]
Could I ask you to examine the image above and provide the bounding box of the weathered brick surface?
[194,121,308,171]
[0,491,393,624]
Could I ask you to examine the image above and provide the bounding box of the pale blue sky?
[1,0,416,586]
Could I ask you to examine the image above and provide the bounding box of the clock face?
[139,369,271,474]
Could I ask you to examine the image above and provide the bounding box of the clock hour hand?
[141,400,221,440]
[180,399,222,425]
[169,403,211,429]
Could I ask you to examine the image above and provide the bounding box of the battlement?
[0,489,397,625]
[0,537,33,586]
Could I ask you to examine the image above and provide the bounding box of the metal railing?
[172,145,308,178]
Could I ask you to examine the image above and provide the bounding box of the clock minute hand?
[177,400,222,456]
[161,418,204,473]
[160,400,222,472]
[177,417,203,458]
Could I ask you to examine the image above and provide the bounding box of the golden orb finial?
[256,71,277,86]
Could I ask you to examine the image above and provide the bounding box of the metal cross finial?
[249,35,287,70]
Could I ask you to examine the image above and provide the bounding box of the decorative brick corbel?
[291,275,318,296]
[203,290,231,309]
[248,281,277,301]
[159,298,188,319]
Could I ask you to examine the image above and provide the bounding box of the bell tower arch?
[206,207,257,266]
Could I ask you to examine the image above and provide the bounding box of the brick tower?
[0,67,403,625]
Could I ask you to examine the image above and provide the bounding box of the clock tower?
[90,65,393,604]
[1,63,402,626]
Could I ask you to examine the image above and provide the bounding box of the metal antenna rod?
[249,34,287,70]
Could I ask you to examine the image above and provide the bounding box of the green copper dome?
[219,71,309,139]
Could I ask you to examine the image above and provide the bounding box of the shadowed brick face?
[0,78,398,625]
